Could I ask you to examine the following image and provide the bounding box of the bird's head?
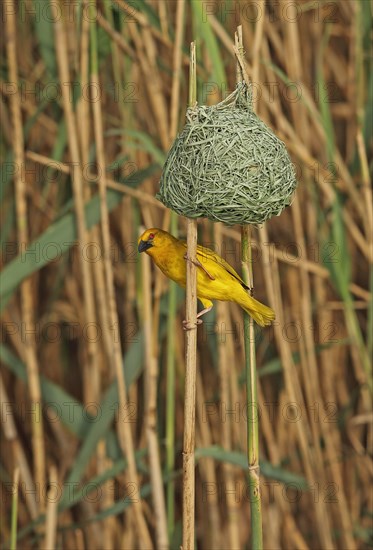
[138,228,165,254]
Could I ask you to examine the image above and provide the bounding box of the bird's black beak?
[138,239,153,253]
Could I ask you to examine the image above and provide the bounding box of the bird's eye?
[148,233,155,240]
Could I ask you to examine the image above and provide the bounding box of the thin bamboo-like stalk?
[89,3,153,547]
[166,0,185,538]
[169,0,186,141]
[5,0,46,510]
[282,7,356,545]
[241,224,262,549]
[53,15,103,543]
[0,371,38,521]
[257,380,309,550]
[258,223,335,550]
[235,26,263,549]
[103,0,138,342]
[182,42,198,550]
[76,24,109,547]
[10,466,19,550]
[141,230,169,549]
[96,441,115,550]
[195,369,221,549]
[115,0,188,57]
[77,0,111,392]
[128,24,169,151]
[165,211,177,540]
[53,1,99,407]
[215,225,240,550]
[44,465,58,550]
[158,0,169,37]
[251,0,266,87]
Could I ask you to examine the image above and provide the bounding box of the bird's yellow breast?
[148,241,186,286]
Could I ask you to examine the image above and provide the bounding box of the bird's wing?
[180,241,250,290]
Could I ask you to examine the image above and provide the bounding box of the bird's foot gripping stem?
[182,318,203,331]
[182,306,213,331]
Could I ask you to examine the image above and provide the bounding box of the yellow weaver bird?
[138,228,275,327]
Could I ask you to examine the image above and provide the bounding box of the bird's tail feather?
[240,295,275,327]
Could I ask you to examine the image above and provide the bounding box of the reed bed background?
[1,0,372,548]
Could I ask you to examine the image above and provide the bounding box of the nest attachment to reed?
[157,82,297,225]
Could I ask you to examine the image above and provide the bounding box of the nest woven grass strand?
[157,82,297,225]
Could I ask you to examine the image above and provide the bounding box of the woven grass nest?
[157,82,297,225]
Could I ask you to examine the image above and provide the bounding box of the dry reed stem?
[44,465,58,549]
[141,235,169,549]
[251,0,266,86]
[25,150,165,208]
[284,140,371,261]
[77,0,90,165]
[164,1,185,540]
[182,42,198,550]
[76,0,104,432]
[236,24,263,549]
[288,270,336,547]
[215,224,240,550]
[89,8,152,545]
[97,441,115,550]
[356,128,373,247]
[53,4,100,405]
[115,0,189,63]
[79,6,114,542]
[96,11,135,57]
[0,94,12,144]
[0,374,39,521]
[9,465,20,550]
[128,24,169,151]
[5,0,46,510]
[259,224,336,550]
[170,0,186,142]
[0,79,58,134]
[283,8,357,546]
[105,1,138,364]
[158,0,169,38]
[195,370,221,549]
[257,383,309,550]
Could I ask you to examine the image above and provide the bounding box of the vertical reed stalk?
[182,42,198,550]
[141,232,169,549]
[215,224,240,550]
[166,0,185,539]
[53,1,99,407]
[10,467,19,550]
[89,3,153,547]
[165,211,177,540]
[44,466,58,550]
[235,26,263,550]
[195,368,221,549]
[5,0,46,510]
[258,223,334,550]
[0,373,38,521]
[283,7,355,544]
[77,0,110,387]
